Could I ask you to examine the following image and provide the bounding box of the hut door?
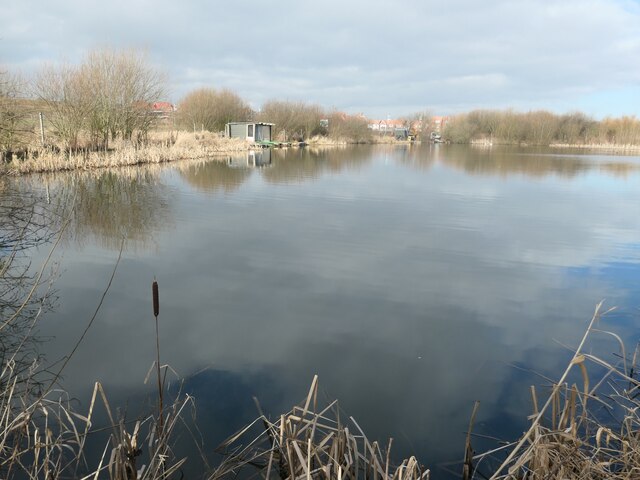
[256,125,270,142]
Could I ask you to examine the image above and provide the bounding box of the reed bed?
[549,143,640,152]
[1,131,250,175]
[306,136,414,146]
[472,302,640,480]
[211,376,430,480]
[0,371,192,480]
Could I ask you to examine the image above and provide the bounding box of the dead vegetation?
[211,376,430,480]
[1,131,250,175]
[444,110,640,147]
[468,302,640,480]
[0,194,191,479]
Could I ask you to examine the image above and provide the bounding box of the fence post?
[39,112,45,146]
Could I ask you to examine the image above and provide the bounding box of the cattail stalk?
[152,280,164,439]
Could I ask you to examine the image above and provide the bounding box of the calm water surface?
[12,144,640,477]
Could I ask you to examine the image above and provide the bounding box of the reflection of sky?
[21,145,640,478]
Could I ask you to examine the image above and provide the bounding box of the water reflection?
[11,145,640,478]
[12,169,173,251]
[179,159,253,193]
[397,144,640,178]
[227,148,272,168]
[261,146,374,184]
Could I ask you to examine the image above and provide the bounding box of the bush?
[258,100,325,141]
[34,48,165,150]
[177,88,251,133]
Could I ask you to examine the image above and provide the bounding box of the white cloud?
[2,0,640,116]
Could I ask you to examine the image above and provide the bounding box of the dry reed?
[0,360,191,480]
[549,143,640,152]
[471,303,640,480]
[306,135,414,146]
[211,375,430,480]
[1,131,251,175]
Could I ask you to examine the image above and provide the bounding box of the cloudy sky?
[2,0,640,118]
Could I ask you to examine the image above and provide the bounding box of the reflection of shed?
[225,122,274,142]
[227,149,272,168]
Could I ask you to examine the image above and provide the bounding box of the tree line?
[443,109,640,146]
[3,46,640,155]
[2,48,165,154]
[1,48,373,154]
[176,91,371,142]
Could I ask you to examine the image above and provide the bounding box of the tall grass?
[0,304,192,479]
[0,195,190,479]
[212,376,430,480]
[469,303,640,479]
[1,131,250,175]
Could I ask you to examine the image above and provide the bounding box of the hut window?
[247,125,254,137]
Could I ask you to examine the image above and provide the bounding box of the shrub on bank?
[443,109,640,146]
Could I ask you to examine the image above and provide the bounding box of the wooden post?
[39,112,45,146]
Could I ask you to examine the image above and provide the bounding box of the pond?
[11,144,640,478]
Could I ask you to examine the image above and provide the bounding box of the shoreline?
[4,137,640,176]
[549,142,640,152]
[1,133,417,176]
[1,134,250,176]
[469,138,640,151]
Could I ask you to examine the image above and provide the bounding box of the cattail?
[152,278,164,439]
[152,280,159,317]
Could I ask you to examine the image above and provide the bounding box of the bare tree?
[177,88,219,132]
[0,69,34,156]
[82,48,166,146]
[34,48,166,150]
[214,89,252,130]
[177,87,251,133]
[258,100,324,141]
[34,63,91,150]
[401,110,432,140]
[327,112,371,142]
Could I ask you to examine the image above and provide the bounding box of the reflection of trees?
[16,169,174,251]
[64,170,173,250]
[598,162,639,178]
[392,144,439,171]
[179,159,252,193]
[261,146,374,184]
[0,179,57,385]
[429,145,640,178]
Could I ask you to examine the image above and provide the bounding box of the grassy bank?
[2,131,420,175]
[549,142,640,152]
[1,131,252,175]
[307,134,414,146]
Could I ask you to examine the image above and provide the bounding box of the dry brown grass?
[212,376,430,480]
[1,131,250,175]
[306,135,414,146]
[549,143,640,152]
[470,302,640,480]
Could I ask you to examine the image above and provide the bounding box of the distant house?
[367,117,450,135]
[151,102,175,119]
[368,119,406,133]
[225,122,274,142]
[431,116,449,132]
